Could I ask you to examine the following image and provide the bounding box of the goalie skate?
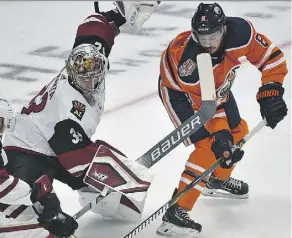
[202,175,249,199]
[156,204,202,238]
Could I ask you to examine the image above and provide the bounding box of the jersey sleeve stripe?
[0,177,19,199]
[256,44,276,68]
[6,205,28,219]
[262,56,286,71]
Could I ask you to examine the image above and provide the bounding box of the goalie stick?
[122,119,267,238]
[48,53,215,237]
[1,54,215,237]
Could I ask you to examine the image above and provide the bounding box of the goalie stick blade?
[136,53,216,168]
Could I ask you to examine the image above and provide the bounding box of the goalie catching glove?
[114,1,160,31]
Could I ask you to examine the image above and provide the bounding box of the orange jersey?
[160,17,288,111]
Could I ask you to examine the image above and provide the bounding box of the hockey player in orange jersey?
[156,2,288,237]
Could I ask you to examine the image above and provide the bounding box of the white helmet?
[66,44,108,94]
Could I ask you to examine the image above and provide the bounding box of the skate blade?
[156,221,200,238]
[202,189,249,199]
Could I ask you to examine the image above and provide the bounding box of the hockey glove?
[211,130,244,169]
[47,212,78,238]
[114,1,160,31]
[30,174,61,224]
[257,83,288,129]
[30,174,78,237]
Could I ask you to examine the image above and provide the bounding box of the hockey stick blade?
[136,53,216,168]
[122,119,266,238]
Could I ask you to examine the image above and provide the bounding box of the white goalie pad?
[114,1,160,31]
[79,144,154,221]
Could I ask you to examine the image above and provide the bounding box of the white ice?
[0,1,291,238]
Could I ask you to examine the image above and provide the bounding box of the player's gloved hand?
[30,174,61,224]
[257,82,288,129]
[210,130,244,169]
[46,212,78,238]
[30,174,78,236]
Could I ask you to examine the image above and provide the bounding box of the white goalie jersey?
[3,68,105,174]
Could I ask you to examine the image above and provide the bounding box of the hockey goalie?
[0,1,159,237]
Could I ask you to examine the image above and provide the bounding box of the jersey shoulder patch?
[177,38,205,84]
[224,17,253,50]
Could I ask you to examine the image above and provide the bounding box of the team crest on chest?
[179,59,197,77]
[216,65,240,104]
[70,100,86,120]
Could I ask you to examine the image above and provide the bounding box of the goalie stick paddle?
[122,119,267,238]
[136,53,216,168]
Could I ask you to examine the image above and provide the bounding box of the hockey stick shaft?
[94,1,99,13]
[136,53,216,168]
[2,53,215,236]
[122,119,267,238]
[136,101,216,168]
[170,119,267,206]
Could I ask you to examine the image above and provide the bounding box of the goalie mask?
[66,44,108,94]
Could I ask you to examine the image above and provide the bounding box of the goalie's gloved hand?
[47,212,78,238]
[257,82,288,129]
[101,9,126,28]
[210,130,244,169]
[114,1,160,31]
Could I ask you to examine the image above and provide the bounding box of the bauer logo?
[150,115,201,162]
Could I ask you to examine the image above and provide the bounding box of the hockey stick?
[54,53,215,236]
[51,53,215,236]
[136,53,216,168]
[2,53,215,237]
[94,1,99,13]
[122,119,267,238]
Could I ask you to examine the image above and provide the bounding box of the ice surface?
[0,1,290,238]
